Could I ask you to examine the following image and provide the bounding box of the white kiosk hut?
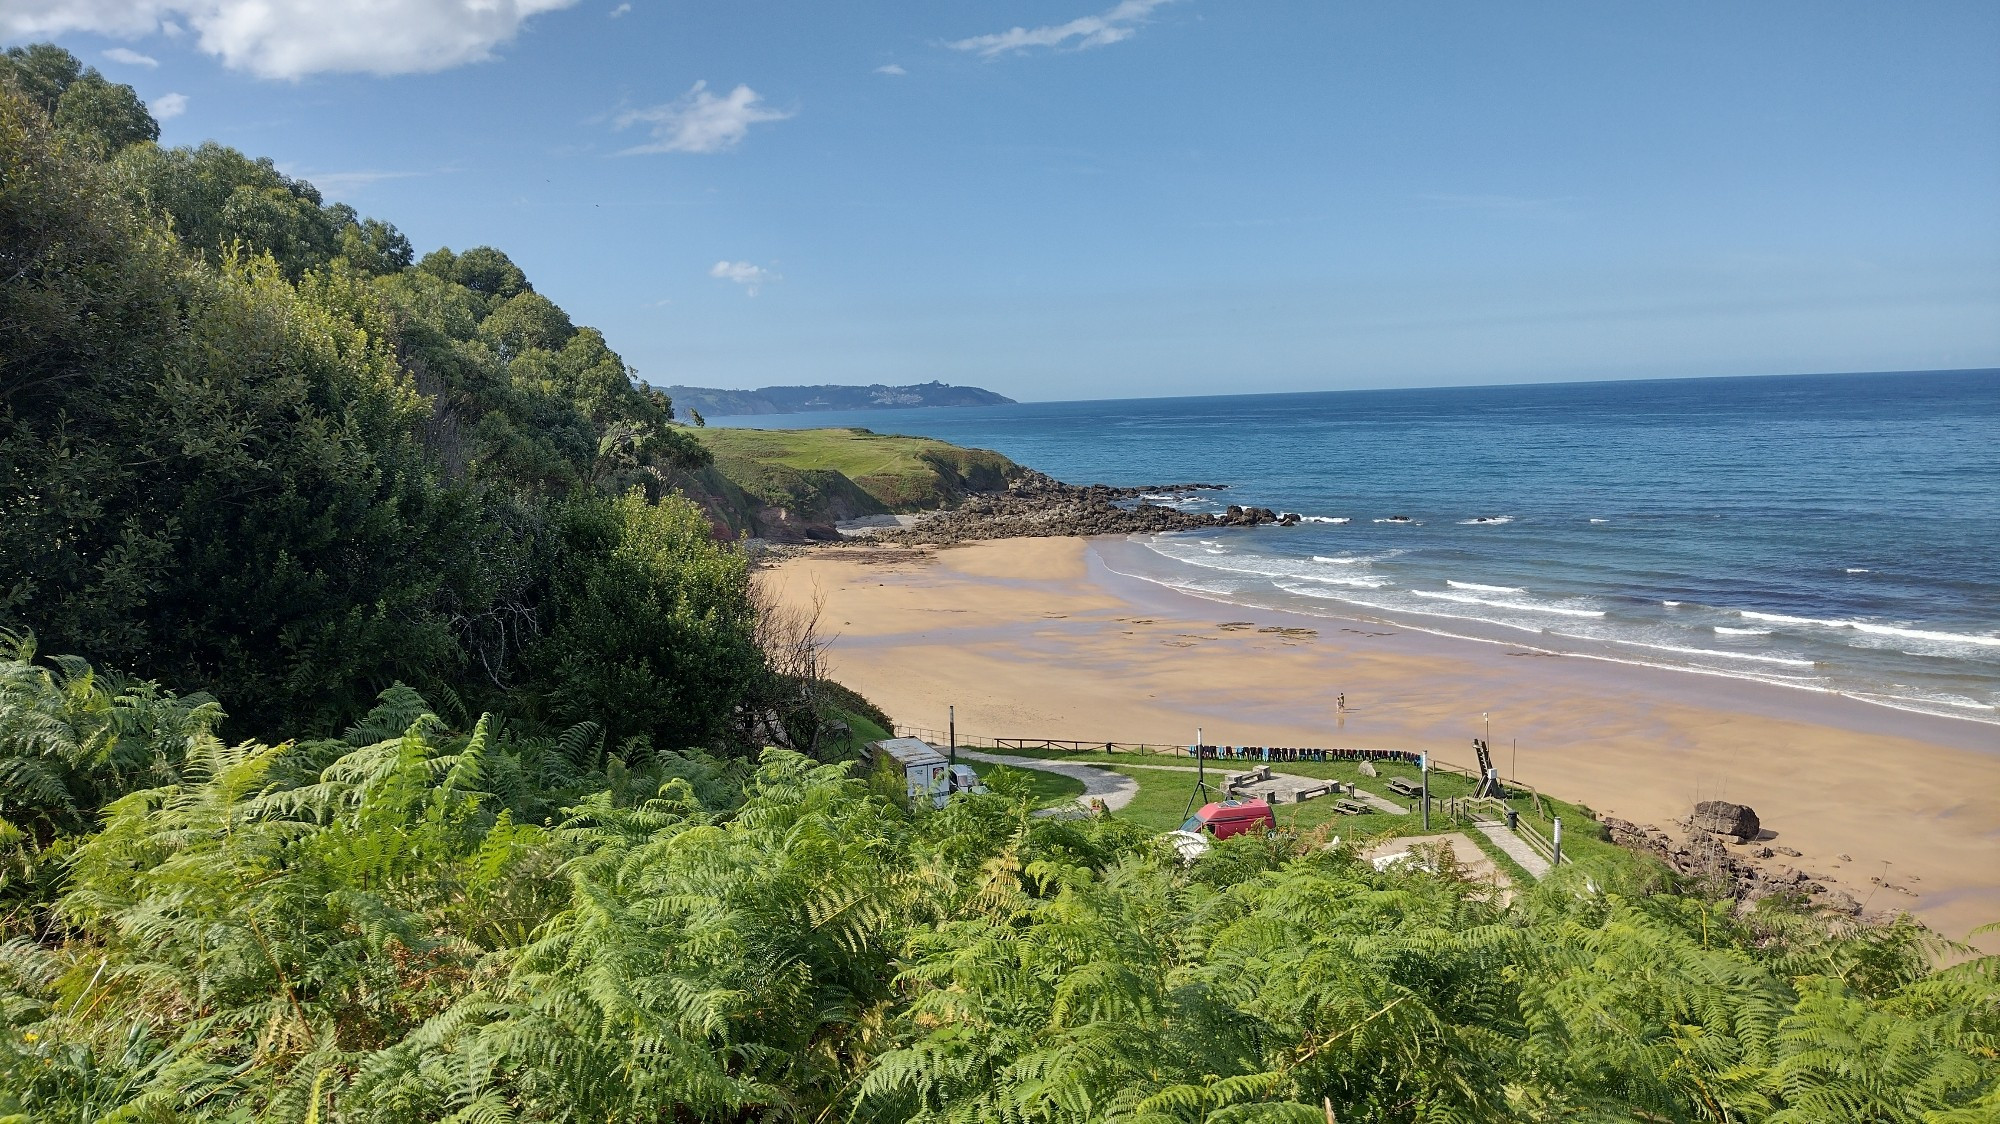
[867,737,953,809]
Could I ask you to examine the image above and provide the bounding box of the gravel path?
[954,749,1140,812]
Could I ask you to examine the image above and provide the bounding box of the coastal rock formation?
[1601,815,1872,918]
[875,470,1286,544]
[1690,800,1761,842]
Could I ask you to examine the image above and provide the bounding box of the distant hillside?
[664,381,1014,417]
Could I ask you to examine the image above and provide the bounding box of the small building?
[867,737,953,809]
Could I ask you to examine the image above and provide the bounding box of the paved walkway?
[1350,790,1410,815]
[1472,819,1552,878]
[954,749,1419,815]
[955,749,1140,812]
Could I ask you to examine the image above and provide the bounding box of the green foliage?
[527,491,762,751]
[0,63,738,743]
[693,427,1022,514]
[1,44,157,156]
[0,669,1995,1122]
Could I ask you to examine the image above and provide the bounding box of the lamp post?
[1420,752,1430,831]
[948,706,956,771]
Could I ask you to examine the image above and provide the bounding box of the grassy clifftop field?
[679,427,1022,539]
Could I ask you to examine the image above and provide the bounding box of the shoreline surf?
[762,535,2000,946]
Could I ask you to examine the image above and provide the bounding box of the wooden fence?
[889,724,1550,816]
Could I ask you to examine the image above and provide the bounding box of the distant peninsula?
[663,380,1015,417]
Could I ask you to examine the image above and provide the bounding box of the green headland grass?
[693,427,1018,512]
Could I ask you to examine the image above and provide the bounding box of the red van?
[1180,799,1277,840]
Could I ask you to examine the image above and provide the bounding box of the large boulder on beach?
[1691,800,1761,842]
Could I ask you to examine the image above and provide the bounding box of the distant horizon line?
[675,365,1999,412]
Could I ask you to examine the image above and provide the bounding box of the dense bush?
[0,660,1993,1122]
[0,53,724,745]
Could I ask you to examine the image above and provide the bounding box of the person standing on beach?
[1337,693,1346,712]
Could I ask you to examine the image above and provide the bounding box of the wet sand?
[764,536,2000,945]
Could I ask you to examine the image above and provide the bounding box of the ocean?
[711,370,2000,728]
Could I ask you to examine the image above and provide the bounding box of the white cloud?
[946,0,1172,57]
[150,92,188,119]
[710,260,779,296]
[0,0,580,80]
[617,82,792,155]
[608,2,630,16]
[103,46,159,66]
[874,63,906,76]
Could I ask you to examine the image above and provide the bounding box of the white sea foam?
[1714,626,1771,636]
[1373,517,1422,525]
[1740,610,1837,626]
[1447,580,1526,594]
[1300,516,1350,524]
[1846,568,1872,574]
[1737,611,2000,649]
[1552,634,1814,667]
[1295,574,1388,589]
[1409,589,1605,618]
[1459,515,1514,525]
[1589,518,1611,523]
[1851,621,2000,648]
[1311,551,1404,565]
[1662,600,1683,607]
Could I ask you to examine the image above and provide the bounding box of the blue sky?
[9,1,1999,400]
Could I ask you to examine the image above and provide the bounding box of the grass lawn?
[994,751,1661,884]
[693,427,1016,511]
[969,762,1089,806]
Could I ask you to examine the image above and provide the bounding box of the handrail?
[886,726,1546,808]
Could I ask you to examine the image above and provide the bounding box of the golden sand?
[765,537,2000,945]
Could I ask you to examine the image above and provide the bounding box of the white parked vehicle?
[949,763,989,796]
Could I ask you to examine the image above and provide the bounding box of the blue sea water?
[713,370,2000,726]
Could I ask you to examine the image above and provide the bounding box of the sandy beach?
[765,536,2000,945]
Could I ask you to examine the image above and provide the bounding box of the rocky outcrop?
[875,472,1290,544]
[1601,813,1878,918]
[1690,800,1761,842]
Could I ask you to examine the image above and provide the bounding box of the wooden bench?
[1386,778,1421,798]
[1333,798,1371,816]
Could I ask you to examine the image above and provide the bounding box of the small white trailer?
[867,737,953,809]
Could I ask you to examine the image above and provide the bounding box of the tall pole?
[948,705,956,770]
[1421,753,1430,831]
[1552,817,1563,867]
[1196,727,1205,790]
[1511,737,1517,781]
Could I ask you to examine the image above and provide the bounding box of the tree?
[529,491,762,753]
[53,71,158,154]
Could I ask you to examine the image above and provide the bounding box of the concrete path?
[954,748,1140,813]
[1350,790,1411,815]
[1473,819,1552,879]
[954,750,1419,816]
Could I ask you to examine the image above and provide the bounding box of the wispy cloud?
[710,260,779,296]
[103,47,158,67]
[608,2,630,16]
[295,168,427,195]
[150,92,188,119]
[946,0,1173,57]
[874,63,907,76]
[617,81,792,154]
